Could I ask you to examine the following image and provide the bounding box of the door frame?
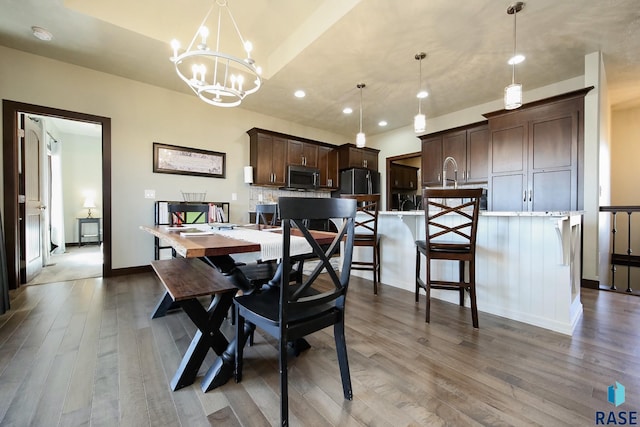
[2,100,112,289]
[386,151,421,211]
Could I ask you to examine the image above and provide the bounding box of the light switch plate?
[231,193,237,201]
[144,189,156,199]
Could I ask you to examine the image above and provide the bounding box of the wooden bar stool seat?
[415,188,483,328]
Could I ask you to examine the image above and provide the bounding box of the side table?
[78,217,101,246]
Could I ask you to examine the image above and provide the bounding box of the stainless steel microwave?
[285,165,320,190]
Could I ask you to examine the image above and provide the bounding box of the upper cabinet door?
[421,136,442,186]
[287,140,318,167]
[317,146,338,188]
[337,145,379,171]
[287,140,304,166]
[442,130,466,185]
[249,131,287,186]
[467,125,489,183]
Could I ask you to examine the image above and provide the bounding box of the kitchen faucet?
[442,156,458,188]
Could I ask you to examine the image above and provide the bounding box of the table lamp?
[83,197,96,218]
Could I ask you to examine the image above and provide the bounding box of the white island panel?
[351,211,582,335]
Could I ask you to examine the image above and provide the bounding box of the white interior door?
[24,116,45,281]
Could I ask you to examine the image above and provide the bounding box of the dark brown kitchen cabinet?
[317,145,338,188]
[337,144,379,171]
[484,88,590,211]
[467,125,490,182]
[421,135,443,186]
[442,130,466,186]
[247,127,339,189]
[287,139,318,167]
[390,164,418,190]
[420,121,489,187]
[247,129,287,186]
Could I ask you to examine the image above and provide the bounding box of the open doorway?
[386,152,422,211]
[2,100,112,290]
[25,115,103,285]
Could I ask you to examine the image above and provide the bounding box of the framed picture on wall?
[153,142,226,178]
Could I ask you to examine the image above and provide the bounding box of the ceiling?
[2,0,640,139]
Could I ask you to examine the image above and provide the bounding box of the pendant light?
[414,52,428,133]
[356,83,366,148]
[504,2,524,110]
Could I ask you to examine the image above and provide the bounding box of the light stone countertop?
[380,210,584,217]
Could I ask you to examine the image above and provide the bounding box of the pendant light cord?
[359,86,363,133]
[418,57,423,114]
[512,7,517,85]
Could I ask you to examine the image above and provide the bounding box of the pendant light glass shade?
[504,2,524,110]
[414,113,426,133]
[356,83,366,147]
[504,83,522,110]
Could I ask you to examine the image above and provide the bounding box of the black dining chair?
[415,188,483,328]
[162,203,210,258]
[255,203,278,226]
[234,197,357,426]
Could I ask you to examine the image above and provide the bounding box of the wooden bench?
[150,257,238,391]
[151,258,236,305]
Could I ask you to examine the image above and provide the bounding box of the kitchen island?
[350,210,583,335]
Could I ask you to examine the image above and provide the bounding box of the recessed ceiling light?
[343,107,353,114]
[31,26,53,41]
[417,90,429,99]
[378,121,388,127]
[294,90,305,98]
[508,54,525,65]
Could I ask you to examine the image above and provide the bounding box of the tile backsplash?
[248,186,330,212]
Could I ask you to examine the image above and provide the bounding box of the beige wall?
[611,106,640,205]
[0,46,344,269]
[58,132,102,243]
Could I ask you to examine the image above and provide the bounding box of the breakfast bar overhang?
[350,211,583,335]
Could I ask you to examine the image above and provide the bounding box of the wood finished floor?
[0,273,638,426]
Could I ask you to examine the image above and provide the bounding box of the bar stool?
[415,188,482,327]
[340,194,381,294]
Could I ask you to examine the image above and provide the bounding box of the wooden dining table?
[140,223,336,392]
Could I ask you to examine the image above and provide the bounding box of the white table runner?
[185,225,312,261]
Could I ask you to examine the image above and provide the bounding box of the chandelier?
[414,52,428,133]
[356,83,366,148]
[169,0,262,108]
[504,2,524,110]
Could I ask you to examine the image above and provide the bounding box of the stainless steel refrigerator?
[339,168,380,195]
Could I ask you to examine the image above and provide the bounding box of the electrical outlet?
[144,189,156,199]
[231,193,237,201]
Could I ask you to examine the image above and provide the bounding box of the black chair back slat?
[233,196,357,426]
[168,203,210,225]
[255,203,278,226]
